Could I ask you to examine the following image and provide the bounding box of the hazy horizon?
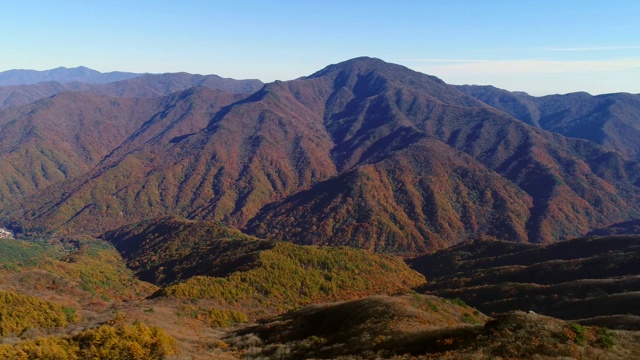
[2,1,639,96]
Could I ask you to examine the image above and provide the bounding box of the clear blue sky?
[2,0,639,95]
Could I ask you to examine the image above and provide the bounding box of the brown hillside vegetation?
[247,137,532,254]
[0,86,246,208]
[0,224,639,358]
[226,294,486,359]
[5,57,639,254]
[224,295,637,359]
[410,235,640,329]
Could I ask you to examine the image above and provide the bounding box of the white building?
[0,227,13,239]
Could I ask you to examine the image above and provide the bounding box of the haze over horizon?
[2,0,639,96]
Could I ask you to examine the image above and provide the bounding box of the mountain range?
[0,66,141,86]
[1,59,640,358]
[0,58,639,255]
[0,72,263,109]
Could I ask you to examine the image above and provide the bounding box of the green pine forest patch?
[156,241,426,313]
[0,290,79,336]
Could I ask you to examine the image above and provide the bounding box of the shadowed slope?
[587,219,640,236]
[100,216,273,285]
[227,296,632,360]
[100,217,425,317]
[410,235,640,328]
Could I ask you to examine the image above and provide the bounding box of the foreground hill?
[0,219,638,359]
[0,217,412,359]
[5,57,639,254]
[410,235,640,329]
[101,217,425,315]
[458,85,640,160]
[225,295,636,360]
[227,294,487,359]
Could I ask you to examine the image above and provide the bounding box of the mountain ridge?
[1,57,639,254]
[0,66,142,86]
[0,72,264,109]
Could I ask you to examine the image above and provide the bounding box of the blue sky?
[2,0,639,95]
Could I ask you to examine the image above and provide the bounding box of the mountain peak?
[308,56,404,78]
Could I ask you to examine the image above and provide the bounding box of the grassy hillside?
[0,236,156,307]
[0,236,175,359]
[0,238,48,269]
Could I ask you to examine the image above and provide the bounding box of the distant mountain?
[94,72,264,97]
[2,57,640,254]
[0,66,141,86]
[0,73,263,109]
[0,86,248,207]
[0,82,91,109]
[458,85,640,160]
[410,235,640,329]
